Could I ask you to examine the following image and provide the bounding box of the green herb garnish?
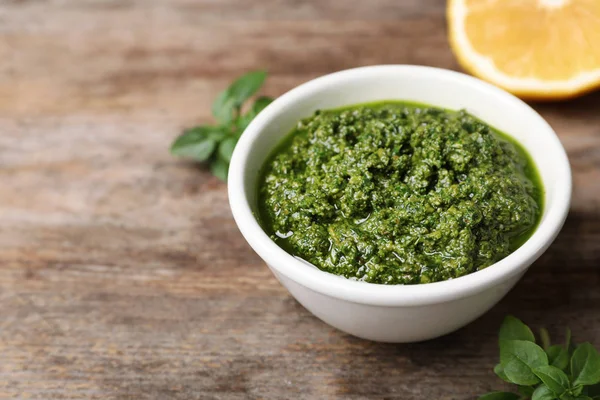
[170,70,273,181]
[480,316,600,400]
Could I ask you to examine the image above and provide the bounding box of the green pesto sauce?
[258,101,544,285]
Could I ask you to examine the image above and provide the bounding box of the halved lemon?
[448,0,600,100]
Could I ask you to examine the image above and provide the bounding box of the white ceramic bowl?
[228,65,571,343]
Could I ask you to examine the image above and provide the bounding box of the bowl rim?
[228,65,572,307]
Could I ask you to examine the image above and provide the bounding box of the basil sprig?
[170,70,273,181]
[480,316,600,400]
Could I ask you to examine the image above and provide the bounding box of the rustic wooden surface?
[0,1,598,399]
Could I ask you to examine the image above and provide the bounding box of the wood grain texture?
[0,1,599,399]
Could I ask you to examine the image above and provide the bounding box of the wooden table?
[1,1,598,399]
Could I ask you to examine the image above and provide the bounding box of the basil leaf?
[494,364,512,383]
[236,114,252,133]
[176,138,215,161]
[237,96,274,133]
[210,156,229,182]
[218,137,237,163]
[212,90,236,125]
[499,316,536,343]
[540,328,551,350]
[170,127,220,161]
[534,365,570,397]
[227,70,267,107]
[172,126,207,143]
[571,343,600,387]
[478,392,520,400]
[205,127,228,142]
[251,95,273,114]
[574,397,593,400]
[500,339,548,385]
[171,125,224,147]
[518,385,535,397]
[532,385,556,400]
[547,345,569,370]
[213,70,268,125]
